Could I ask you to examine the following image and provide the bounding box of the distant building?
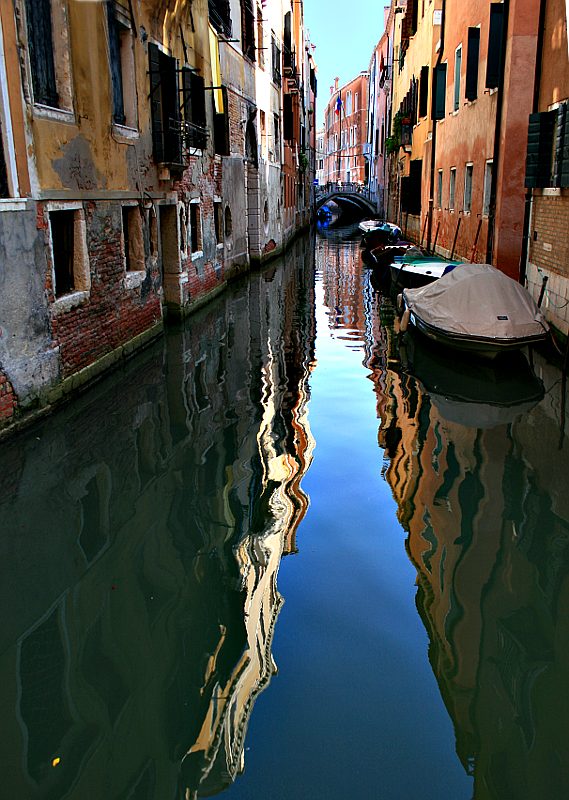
[323,72,368,186]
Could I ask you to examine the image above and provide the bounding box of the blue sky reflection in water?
[224,230,472,800]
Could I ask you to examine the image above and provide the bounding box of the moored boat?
[390,249,462,291]
[400,263,549,359]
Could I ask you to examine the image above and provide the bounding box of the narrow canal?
[1,227,568,799]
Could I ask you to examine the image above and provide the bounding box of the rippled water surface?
[1,228,568,799]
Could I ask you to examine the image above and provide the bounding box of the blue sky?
[304,0,389,127]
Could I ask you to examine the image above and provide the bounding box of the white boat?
[400,263,549,359]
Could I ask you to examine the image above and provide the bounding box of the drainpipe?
[426,0,446,253]
[485,0,511,265]
[519,0,547,284]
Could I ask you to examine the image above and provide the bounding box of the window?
[259,109,266,157]
[283,94,293,142]
[454,45,462,112]
[107,1,137,128]
[465,27,480,101]
[24,0,73,111]
[346,91,352,117]
[0,127,8,198]
[159,204,180,278]
[271,34,281,86]
[182,69,207,150]
[214,201,223,244]
[486,3,504,90]
[449,167,456,210]
[224,205,232,237]
[283,12,293,71]
[149,43,182,164]
[419,65,429,118]
[257,7,265,69]
[49,207,90,298]
[483,160,493,215]
[354,93,358,113]
[241,0,255,62]
[208,0,232,38]
[273,113,280,160]
[401,159,422,215]
[433,62,447,120]
[524,105,569,189]
[189,201,202,256]
[463,164,473,213]
[437,169,443,208]
[212,86,230,155]
[122,205,145,271]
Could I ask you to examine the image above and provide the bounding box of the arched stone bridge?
[315,182,376,215]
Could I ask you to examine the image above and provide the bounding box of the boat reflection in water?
[369,323,569,799]
[0,238,315,800]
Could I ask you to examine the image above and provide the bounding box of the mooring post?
[450,216,462,260]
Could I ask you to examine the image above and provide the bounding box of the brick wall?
[0,369,17,423]
[41,203,163,380]
[529,193,569,278]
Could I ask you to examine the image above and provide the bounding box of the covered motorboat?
[401,263,549,358]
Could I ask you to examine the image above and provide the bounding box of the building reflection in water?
[0,237,316,799]
[370,324,569,799]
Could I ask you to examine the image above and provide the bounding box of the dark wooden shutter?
[485,4,504,90]
[419,65,429,118]
[558,102,569,188]
[524,111,555,188]
[161,53,181,163]
[432,63,447,120]
[148,43,164,162]
[25,0,58,107]
[0,119,9,198]
[107,2,126,125]
[283,94,293,141]
[187,71,207,149]
[213,87,230,155]
[465,27,480,101]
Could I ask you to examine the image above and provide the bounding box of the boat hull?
[407,308,548,359]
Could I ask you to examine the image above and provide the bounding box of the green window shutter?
[525,111,555,188]
[465,27,480,101]
[432,63,447,121]
[485,4,504,90]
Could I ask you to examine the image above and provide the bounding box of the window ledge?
[33,105,76,124]
[542,187,562,197]
[191,250,204,261]
[124,270,146,290]
[112,123,140,143]
[216,242,224,250]
[52,290,89,314]
[0,198,28,212]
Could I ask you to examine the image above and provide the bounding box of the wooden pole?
[450,216,462,260]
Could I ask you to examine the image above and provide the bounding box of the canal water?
[1,227,568,799]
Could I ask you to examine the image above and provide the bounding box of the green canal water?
[1,227,568,799]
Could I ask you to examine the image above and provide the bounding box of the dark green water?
[1,228,568,799]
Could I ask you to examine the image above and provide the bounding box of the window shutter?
[553,102,569,188]
[107,2,126,125]
[283,94,293,141]
[25,0,58,107]
[419,65,429,118]
[148,43,164,162]
[432,63,447,120]
[524,111,555,188]
[558,102,569,188]
[485,4,504,90]
[465,27,480,101]
[213,86,230,155]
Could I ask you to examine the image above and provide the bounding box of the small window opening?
[122,206,145,272]
[449,167,457,210]
[214,201,223,243]
[51,210,75,297]
[190,202,202,253]
[464,164,473,213]
[224,205,232,237]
